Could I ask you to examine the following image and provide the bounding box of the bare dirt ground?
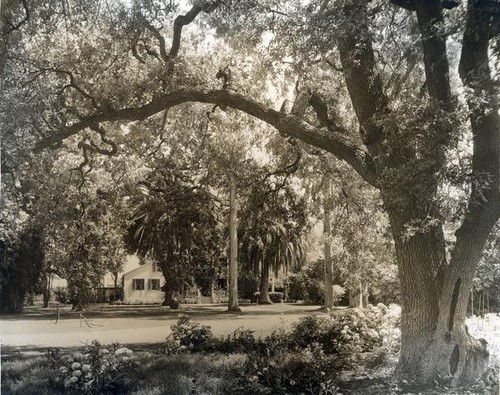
[0,303,324,352]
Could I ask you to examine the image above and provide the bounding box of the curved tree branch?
[42,67,101,110]
[34,88,379,187]
[169,2,219,59]
[140,2,219,81]
[143,20,169,63]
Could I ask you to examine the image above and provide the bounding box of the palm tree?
[240,187,307,304]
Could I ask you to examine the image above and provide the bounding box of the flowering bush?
[232,343,339,394]
[169,316,213,352]
[290,304,401,369]
[211,327,258,353]
[51,341,138,393]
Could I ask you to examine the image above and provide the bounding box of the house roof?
[122,261,156,278]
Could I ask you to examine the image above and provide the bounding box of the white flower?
[69,375,79,383]
[114,347,130,355]
[99,348,110,355]
[72,369,82,377]
[59,366,68,373]
[71,362,82,370]
[82,364,91,373]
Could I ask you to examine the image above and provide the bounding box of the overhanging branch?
[34,88,379,188]
[165,1,219,61]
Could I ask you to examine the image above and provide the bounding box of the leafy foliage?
[284,259,332,305]
[0,228,44,313]
[125,162,224,303]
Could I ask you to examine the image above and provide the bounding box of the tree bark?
[258,260,272,304]
[227,170,241,312]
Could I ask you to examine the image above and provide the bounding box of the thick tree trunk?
[334,0,500,385]
[258,260,272,304]
[323,204,334,309]
[392,212,493,386]
[227,171,241,312]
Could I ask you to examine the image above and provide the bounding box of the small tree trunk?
[359,284,363,308]
[42,272,51,308]
[258,260,272,304]
[112,272,119,302]
[227,171,241,313]
[323,204,334,309]
[43,291,50,308]
[469,289,473,316]
[486,290,490,314]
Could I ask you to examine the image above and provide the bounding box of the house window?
[149,279,161,291]
[132,279,145,290]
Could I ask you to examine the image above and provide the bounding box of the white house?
[122,262,165,304]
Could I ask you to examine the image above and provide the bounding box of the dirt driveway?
[0,303,324,350]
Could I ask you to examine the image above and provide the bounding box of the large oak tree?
[3,0,500,386]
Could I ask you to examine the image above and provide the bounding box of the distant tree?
[473,226,500,314]
[203,112,271,312]
[285,259,333,305]
[239,183,308,304]
[0,228,44,314]
[125,163,223,307]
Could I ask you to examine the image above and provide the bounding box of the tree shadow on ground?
[0,303,330,321]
